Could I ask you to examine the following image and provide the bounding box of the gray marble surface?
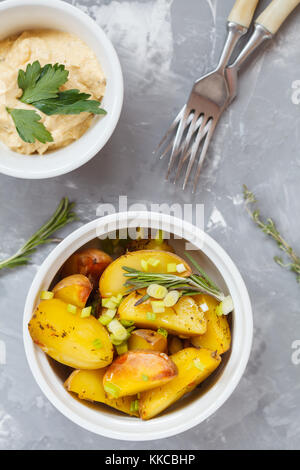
[1,0,300,450]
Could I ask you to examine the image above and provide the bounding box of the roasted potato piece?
[62,248,112,286]
[52,274,92,308]
[128,329,167,352]
[191,294,231,355]
[168,336,183,355]
[173,296,207,334]
[139,348,221,420]
[103,350,177,397]
[28,299,113,369]
[118,292,207,336]
[65,369,138,416]
[127,238,175,253]
[99,250,191,298]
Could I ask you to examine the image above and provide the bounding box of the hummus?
[0,30,106,155]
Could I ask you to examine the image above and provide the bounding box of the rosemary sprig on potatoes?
[243,185,300,283]
[123,267,225,302]
[122,252,232,311]
[0,197,77,271]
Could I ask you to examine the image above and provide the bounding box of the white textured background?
[0,0,300,449]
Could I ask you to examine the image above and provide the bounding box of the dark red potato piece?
[61,248,112,287]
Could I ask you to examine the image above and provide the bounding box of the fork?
[158,0,300,192]
[157,0,260,191]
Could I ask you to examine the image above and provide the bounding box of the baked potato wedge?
[52,274,92,308]
[65,369,138,416]
[128,329,167,352]
[191,294,231,355]
[118,292,207,336]
[103,350,177,398]
[99,250,191,298]
[139,347,221,420]
[62,248,112,286]
[28,298,113,369]
[126,238,175,253]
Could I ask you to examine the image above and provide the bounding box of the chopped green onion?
[110,334,124,346]
[167,263,177,273]
[176,263,186,273]
[141,374,149,382]
[93,338,103,349]
[130,401,135,412]
[106,308,117,319]
[130,399,139,412]
[147,284,167,299]
[155,229,164,244]
[99,314,112,326]
[148,258,160,267]
[116,342,128,355]
[215,295,233,316]
[193,358,205,371]
[126,326,136,335]
[164,290,180,307]
[157,328,168,338]
[40,290,54,300]
[110,294,123,306]
[146,312,156,321]
[81,306,92,318]
[102,298,117,309]
[141,259,148,271]
[120,319,135,327]
[108,319,128,341]
[151,300,165,313]
[104,383,120,398]
[67,303,77,314]
[98,308,116,326]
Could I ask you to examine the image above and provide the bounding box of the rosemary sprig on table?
[122,252,225,305]
[243,185,300,283]
[0,197,77,271]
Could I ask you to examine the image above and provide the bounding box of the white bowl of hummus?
[0,0,123,179]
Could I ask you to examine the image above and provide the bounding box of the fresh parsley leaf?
[6,108,53,144]
[18,61,69,104]
[32,89,107,116]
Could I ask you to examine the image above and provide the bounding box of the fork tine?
[160,132,186,161]
[166,105,190,179]
[181,115,209,189]
[174,112,201,183]
[192,119,218,193]
[159,113,193,160]
[156,107,184,153]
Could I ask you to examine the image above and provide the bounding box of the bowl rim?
[23,211,253,441]
[0,0,124,179]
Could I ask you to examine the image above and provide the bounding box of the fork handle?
[228,0,260,28]
[256,0,300,33]
[231,0,300,71]
[217,22,247,71]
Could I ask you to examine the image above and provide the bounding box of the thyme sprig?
[122,253,225,305]
[243,185,300,283]
[0,197,77,271]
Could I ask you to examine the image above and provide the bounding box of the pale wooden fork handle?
[256,0,300,34]
[228,0,260,28]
